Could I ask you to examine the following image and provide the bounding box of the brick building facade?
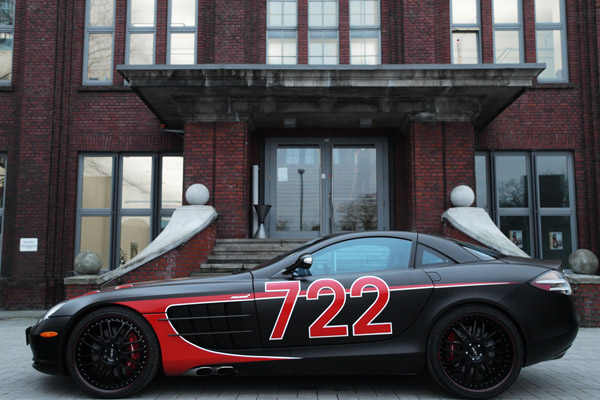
[0,0,598,309]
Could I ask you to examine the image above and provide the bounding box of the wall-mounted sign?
[20,238,38,252]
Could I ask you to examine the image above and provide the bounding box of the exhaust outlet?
[195,366,214,376]
[215,366,235,376]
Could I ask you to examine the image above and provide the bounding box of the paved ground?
[1,317,598,400]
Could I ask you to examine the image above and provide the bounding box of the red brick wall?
[184,122,249,238]
[408,121,476,235]
[572,283,600,327]
[65,223,216,299]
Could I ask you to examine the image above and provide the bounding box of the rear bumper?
[499,285,579,367]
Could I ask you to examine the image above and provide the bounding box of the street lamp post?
[298,168,305,231]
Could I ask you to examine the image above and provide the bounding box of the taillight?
[531,270,572,295]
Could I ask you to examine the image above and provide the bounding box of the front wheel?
[66,307,160,398]
[427,305,524,399]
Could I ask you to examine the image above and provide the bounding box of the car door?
[254,235,435,348]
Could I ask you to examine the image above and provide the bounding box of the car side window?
[309,237,412,276]
[416,244,455,267]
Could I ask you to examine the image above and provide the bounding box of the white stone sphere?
[450,185,475,207]
[185,184,210,205]
[74,251,102,275]
[569,249,599,275]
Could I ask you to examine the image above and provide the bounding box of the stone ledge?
[566,273,600,284]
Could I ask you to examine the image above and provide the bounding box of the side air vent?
[165,302,256,350]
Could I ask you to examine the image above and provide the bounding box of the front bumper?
[26,316,72,376]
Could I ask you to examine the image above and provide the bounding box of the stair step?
[213,245,300,253]
[198,263,258,272]
[207,253,282,262]
[190,238,313,278]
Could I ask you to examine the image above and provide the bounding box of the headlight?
[530,270,572,295]
[38,301,67,323]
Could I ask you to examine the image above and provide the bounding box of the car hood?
[501,256,563,271]
[53,272,254,317]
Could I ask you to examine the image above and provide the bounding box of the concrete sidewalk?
[2,317,599,400]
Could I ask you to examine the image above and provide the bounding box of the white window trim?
[167,0,198,65]
[349,0,381,65]
[535,0,568,82]
[125,0,157,65]
[308,30,339,65]
[83,0,116,85]
[266,0,298,64]
[492,0,524,64]
[450,0,482,64]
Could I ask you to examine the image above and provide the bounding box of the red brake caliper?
[447,331,456,362]
[125,331,140,375]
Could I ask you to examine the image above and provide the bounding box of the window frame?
[492,0,523,64]
[308,0,339,65]
[125,0,157,65]
[0,0,15,84]
[167,0,198,65]
[83,0,116,85]
[534,0,568,82]
[475,151,577,262]
[450,0,481,64]
[76,153,183,271]
[266,0,298,65]
[349,0,381,65]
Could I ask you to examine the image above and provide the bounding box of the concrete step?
[206,253,282,263]
[190,238,313,278]
[195,263,256,274]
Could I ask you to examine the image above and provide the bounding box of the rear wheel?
[427,305,523,399]
[66,307,160,398]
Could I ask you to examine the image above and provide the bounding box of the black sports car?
[27,232,579,399]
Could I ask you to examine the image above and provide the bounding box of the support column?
[408,121,475,235]
[184,121,250,238]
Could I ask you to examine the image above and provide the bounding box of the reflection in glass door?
[266,139,388,238]
[275,147,321,233]
[332,147,378,232]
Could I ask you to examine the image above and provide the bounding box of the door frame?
[264,137,390,239]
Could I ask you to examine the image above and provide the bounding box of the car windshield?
[450,239,503,261]
[250,237,327,271]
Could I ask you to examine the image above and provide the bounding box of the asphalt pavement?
[1,316,599,400]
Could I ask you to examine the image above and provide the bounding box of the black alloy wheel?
[427,305,523,399]
[66,307,160,399]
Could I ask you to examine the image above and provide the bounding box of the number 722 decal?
[265,276,392,340]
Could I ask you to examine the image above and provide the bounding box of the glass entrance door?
[265,138,388,238]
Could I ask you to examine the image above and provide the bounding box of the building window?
[126,0,156,65]
[308,0,338,65]
[349,0,380,65]
[0,0,16,83]
[77,154,183,270]
[475,152,577,266]
[168,0,197,64]
[535,0,567,82]
[450,0,480,64]
[267,0,297,64]
[492,0,522,64]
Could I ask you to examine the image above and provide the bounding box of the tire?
[66,307,160,399]
[426,305,524,399]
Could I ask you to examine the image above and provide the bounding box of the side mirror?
[298,254,313,269]
[285,254,313,274]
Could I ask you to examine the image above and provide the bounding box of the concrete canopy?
[118,64,544,130]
